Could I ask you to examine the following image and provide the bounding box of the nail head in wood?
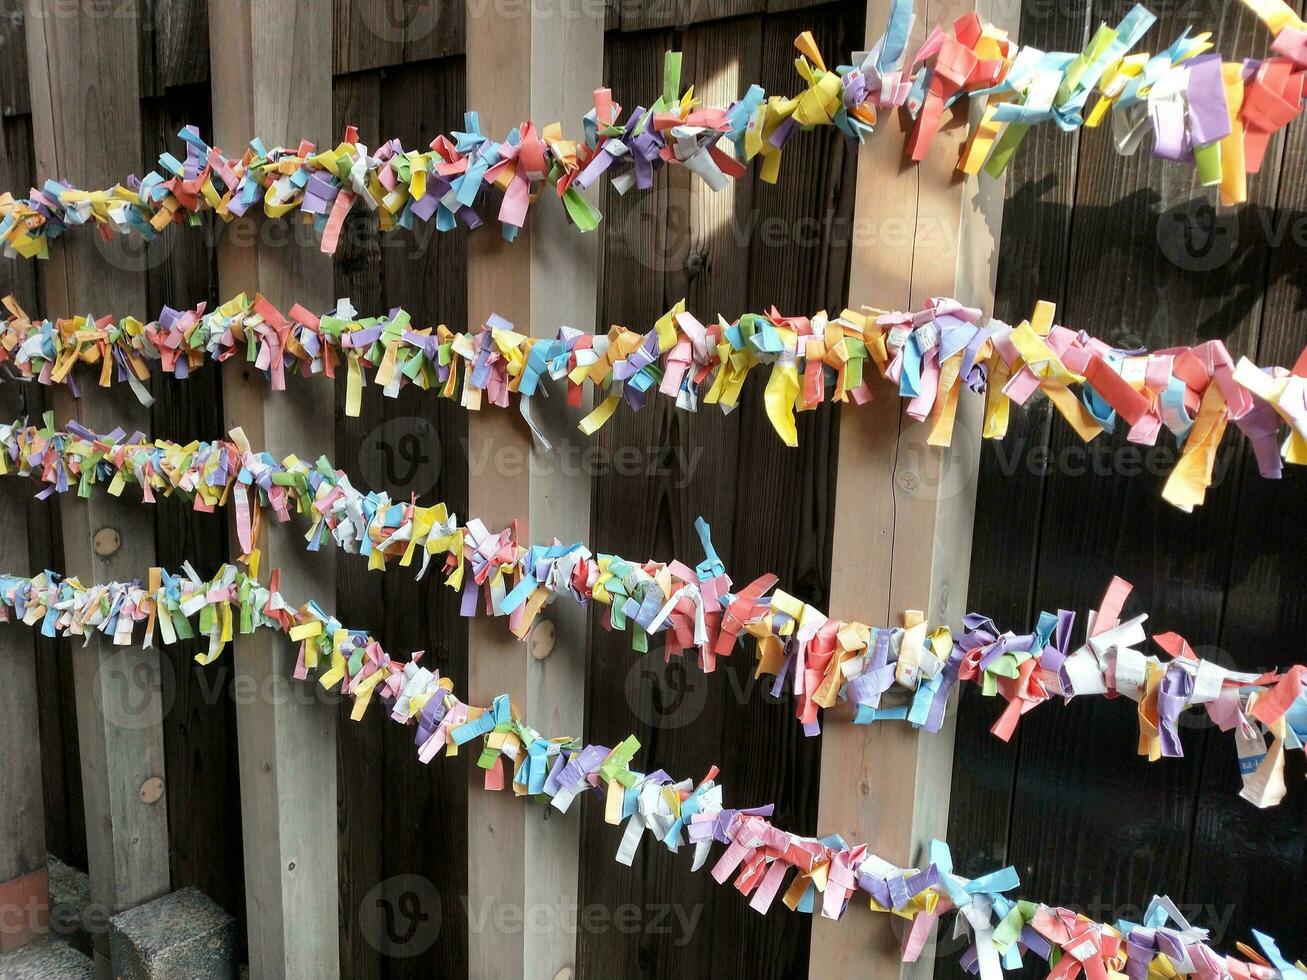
[529,620,556,661]
[92,527,121,557]
[138,777,164,805]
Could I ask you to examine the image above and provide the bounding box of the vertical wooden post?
[0,386,46,953]
[464,2,602,977]
[0,67,45,955]
[208,2,337,977]
[0,631,46,954]
[25,3,169,974]
[810,0,1016,977]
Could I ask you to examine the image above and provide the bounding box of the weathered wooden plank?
[811,0,1015,974]
[374,56,469,980]
[938,7,1089,964]
[0,108,83,871]
[0,116,37,328]
[1181,12,1307,948]
[153,0,211,90]
[579,22,752,980]
[0,114,65,911]
[137,0,159,99]
[465,1,601,977]
[0,639,47,950]
[612,0,680,32]
[23,4,156,556]
[614,0,767,31]
[138,84,248,961]
[808,4,935,978]
[31,529,88,875]
[765,0,849,12]
[1002,0,1279,931]
[578,5,859,977]
[208,1,338,977]
[745,7,859,312]
[32,558,87,876]
[0,374,47,952]
[0,0,30,116]
[1182,349,1307,948]
[333,0,463,73]
[609,0,833,32]
[334,0,404,74]
[402,0,464,63]
[25,2,169,974]
[330,60,474,980]
[712,5,858,974]
[330,68,389,980]
[28,450,86,872]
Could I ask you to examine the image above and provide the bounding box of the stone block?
[46,855,92,956]
[108,888,236,980]
[0,938,94,978]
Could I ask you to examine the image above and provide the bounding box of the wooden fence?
[0,0,1301,977]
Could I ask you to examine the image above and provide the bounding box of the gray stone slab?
[46,855,92,956]
[108,887,236,980]
[0,938,94,979]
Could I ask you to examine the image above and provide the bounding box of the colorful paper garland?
[0,0,1298,957]
[2,291,1304,512]
[3,416,1304,806]
[1,0,1304,259]
[0,562,1301,980]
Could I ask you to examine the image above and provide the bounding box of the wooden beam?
[810,0,1016,977]
[24,3,169,974]
[207,2,337,977]
[464,2,602,977]
[0,385,47,953]
[0,66,45,956]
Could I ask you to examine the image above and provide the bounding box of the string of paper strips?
[0,0,1303,258]
[0,564,1300,980]
[3,417,1302,805]
[1,292,1303,511]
